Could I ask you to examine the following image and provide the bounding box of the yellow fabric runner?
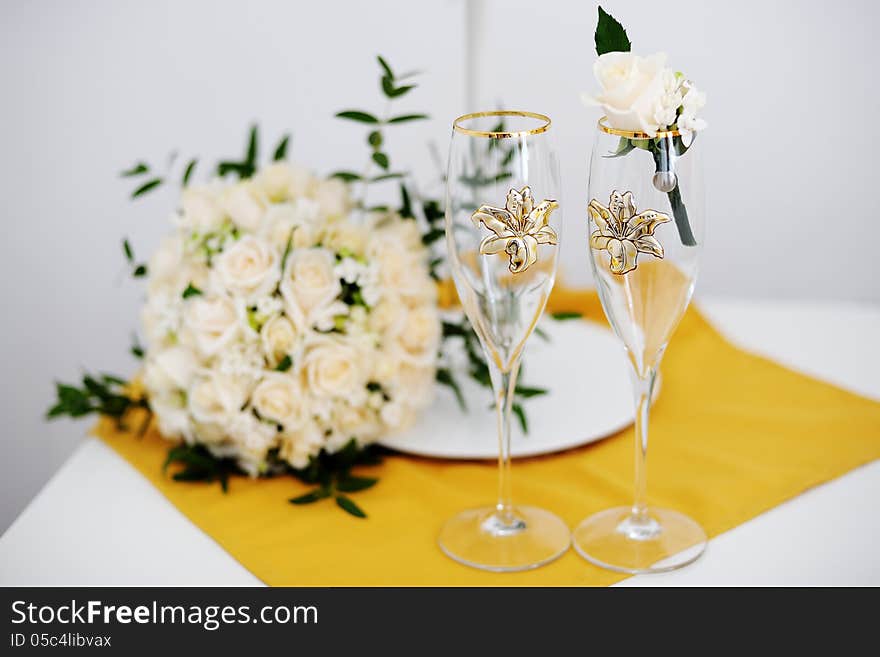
[93,288,880,585]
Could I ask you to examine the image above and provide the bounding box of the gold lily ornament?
[472,186,559,274]
[588,191,670,275]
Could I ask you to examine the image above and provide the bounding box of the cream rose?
[587,52,668,136]
[180,186,224,233]
[143,345,198,394]
[188,372,250,425]
[260,202,319,250]
[221,182,266,231]
[280,247,341,322]
[260,314,298,365]
[183,295,239,356]
[314,178,351,219]
[397,305,441,365]
[228,411,278,476]
[251,372,309,429]
[301,336,365,400]
[279,421,324,469]
[213,235,279,299]
[321,217,367,254]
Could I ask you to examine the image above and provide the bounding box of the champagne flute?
[440,111,569,571]
[573,117,707,573]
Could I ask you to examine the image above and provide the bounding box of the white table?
[2,298,878,586]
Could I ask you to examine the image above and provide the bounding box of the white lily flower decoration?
[471,186,559,274]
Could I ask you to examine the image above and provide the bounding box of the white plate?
[379,317,653,459]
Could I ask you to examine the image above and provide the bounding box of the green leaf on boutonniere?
[335,494,367,518]
[182,282,202,298]
[131,177,163,198]
[372,152,389,169]
[595,6,631,56]
[387,114,429,124]
[551,311,582,320]
[377,54,394,79]
[604,137,635,158]
[330,171,362,182]
[182,158,197,186]
[132,264,148,277]
[275,355,293,372]
[122,239,134,262]
[120,161,149,177]
[336,475,378,493]
[336,110,380,124]
[273,134,290,161]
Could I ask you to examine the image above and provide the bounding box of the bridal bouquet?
[47,57,546,517]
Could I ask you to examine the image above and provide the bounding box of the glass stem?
[631,367,657,519]
[488,357,521,525]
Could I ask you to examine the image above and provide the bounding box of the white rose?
[183,295,240,356]
[392,363,436,408]
[251,372,309,429]
[150,395,193,442]
[188,371,250,425]
[254,163,316,201]
[301,336,366,400]
[180,186,224,233]
[143,346,198,394]
[221,182,266,232]
[397,305,441,365]
[213,235,279,299]
[279,421,324,469]
[280,247,341,322]
[261,202,319,250]
[314,178,351,219]
[380,399,418,431]
[321,217,367,254]
[375,248,432,301]
[586,52,668,136]
[228,411,278,476]
[334,401,381,443]
[261,314,298,365]
[141,290,183,347]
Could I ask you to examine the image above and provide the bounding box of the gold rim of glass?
[598,116,681,139]
[453,110,551,139]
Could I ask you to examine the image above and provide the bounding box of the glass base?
[572,506,707,574]
[438,505,570,572]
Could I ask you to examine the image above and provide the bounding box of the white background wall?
[1,0,877,532]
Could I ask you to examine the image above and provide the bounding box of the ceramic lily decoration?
[588,190,669,275]
[472,186,559,273]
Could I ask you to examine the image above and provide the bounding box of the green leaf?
[131,178,162,198]
[289,488,330,505]
[133,264,148,277]
[330,171,362,182]
[335,494,367,518]
[595,6,631,56]
[274,355,292,372]
[130,334,144,359]
[534,326,550,341]
[381,78,415,98]
[604,137,635,159]
[399,184,413,218]
[436,368,466,411]
[377,55,394,79]
[182,158,197,186]
[336,110,380,124]
[387,114,429,124]
[122,239,134,262]
[421,228,444,245]
[182,282,202,298]
[273,134,290,161]
[245,124,258,171]
[120,162,149,177]
[512,403,528,433]
[368,130,383,149]
[372,152,389,169]
[551,311,582,320]
[336,476,378,493]
[371,172,404,182]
